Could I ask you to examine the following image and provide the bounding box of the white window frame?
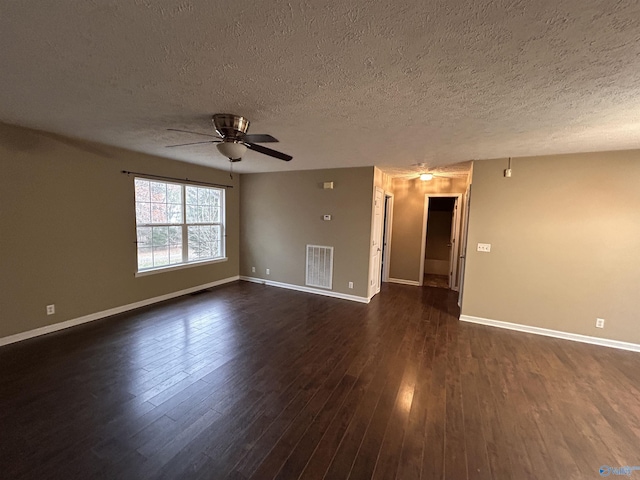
[133,177,227,276]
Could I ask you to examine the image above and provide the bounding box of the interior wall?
[462,151,640,344]
[0,123,240,339]
[388,177,467,283]
[239,167,374,298]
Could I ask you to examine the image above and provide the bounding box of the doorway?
[419,194,462,290]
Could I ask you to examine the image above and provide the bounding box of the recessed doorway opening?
[419,194,462,290]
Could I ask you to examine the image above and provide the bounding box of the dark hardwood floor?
[1,281,639,479]
[422,275,449,289]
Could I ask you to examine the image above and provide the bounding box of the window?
[134,178,225,273]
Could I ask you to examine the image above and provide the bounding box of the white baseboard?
[240,276,370,304]
[387,278,421,287]
[0,276,240,347]
[459,315,640,353]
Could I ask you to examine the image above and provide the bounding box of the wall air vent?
[306,245,334,289]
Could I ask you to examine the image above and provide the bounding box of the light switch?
[323,214,332,221]
[477,243,491,252]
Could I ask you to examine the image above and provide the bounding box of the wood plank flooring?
[1,281,639,479]
[422,275,449,289]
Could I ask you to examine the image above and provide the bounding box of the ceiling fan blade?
[165,140,220,148]
[245,142,292,161]
[167,128,221,139]
[243,134,279,143]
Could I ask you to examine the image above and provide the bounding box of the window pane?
[212,207,220,223]
[169,245,182,264]
[186,186,198,205]
[199,205,212,223]
[138,247,153,269]
[153,247,169,266]
[168,226,182,246]
[137,227,152,247]
[186,204,197,224]
[187,226,204,261]
[168,226,182,265]
[199,188,212,205]
[167,204,182,224]
[187,226,199,261]
[136,202,151,224]
[152,226,169,247]
[151,204,167,223]
[150,181,166,203]
[167,184,181,204]
[135,179,150,202]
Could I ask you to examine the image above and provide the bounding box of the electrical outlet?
[477,243,491,253]
[348,281,353,289]
[251,266,256,273]
[596,318,605,328]
[266,268,270,275]
[46,304,55,315]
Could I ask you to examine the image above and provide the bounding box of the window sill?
[135,257,228,277]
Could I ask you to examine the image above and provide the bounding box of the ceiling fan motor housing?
[213,114,249,140]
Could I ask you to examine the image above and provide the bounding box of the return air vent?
[306,245,333,289]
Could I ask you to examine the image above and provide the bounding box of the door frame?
[419,193,463,289]
[458,185,472,307]
[369,186,385,298]
[381,193,394,283]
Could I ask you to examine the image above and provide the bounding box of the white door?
[370,187,384,296]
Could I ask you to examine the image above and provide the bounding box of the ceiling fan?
[166,114,292,162]
[406,162,471,181]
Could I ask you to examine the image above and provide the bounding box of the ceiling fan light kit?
[420,173,434,181]
[216,141,247,162]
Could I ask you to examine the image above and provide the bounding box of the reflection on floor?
[423,273,449,289]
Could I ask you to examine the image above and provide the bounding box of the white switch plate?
[477,243,491,252]
[596,318,605,328]
[266,268,270,275]
[323,214,332,221]
[46,304,55,315]
[348,281,353,289]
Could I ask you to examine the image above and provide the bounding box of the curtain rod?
[121,170,233,189]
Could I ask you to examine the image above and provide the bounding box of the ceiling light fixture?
[216,141,247,162]
[420,173,433,181]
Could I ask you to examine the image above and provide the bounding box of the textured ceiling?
[1,1,640,175]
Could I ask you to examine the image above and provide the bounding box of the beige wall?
[388,177,467,282]
[0,123,239,338]
[462,151,640,344]
[240,167,374,298]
